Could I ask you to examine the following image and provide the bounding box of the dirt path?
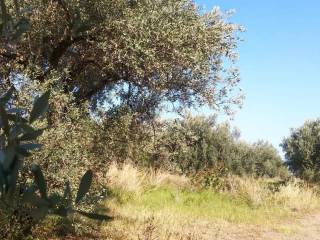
[261,211,320,240]
[100,211,320,240]
[209,211,320,240]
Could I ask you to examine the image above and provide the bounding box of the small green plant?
[0,88,111,239]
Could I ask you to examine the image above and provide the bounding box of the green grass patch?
[105,186,292,225]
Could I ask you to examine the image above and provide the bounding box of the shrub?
[157,115,234,174]
[230,141,289,178]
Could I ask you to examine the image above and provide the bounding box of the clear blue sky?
[196,0,320,154]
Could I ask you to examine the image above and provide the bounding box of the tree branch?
[0,0,8,31]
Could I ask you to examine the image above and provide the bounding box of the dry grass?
[98,164,320,240]
[225,176,320,211]
[147,171,189,189]
[27,165,320,240]
[105,162,189,193]
[106,162,146,192]
[273,179,319,211]
[226,176,270,207]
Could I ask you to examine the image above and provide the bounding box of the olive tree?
[281,119,320,181]
[1,0,244,119]
[156,115,287,177]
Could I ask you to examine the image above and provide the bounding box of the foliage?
[0,88,110,239]
[156,115,288,178]
[230,141,289,178]
[79,114,287,179]
[1,0,243,119]
[0,0,245,206]
[29,86,101,190]
[97,110,157,166]
[28,104,287,193]
[281,119,320,181]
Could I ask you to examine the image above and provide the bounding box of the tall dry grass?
[105,162,189,193]
[224,176,319,211]
[106,162,146,192]
[226,176,270,207]
[273,179,319,211]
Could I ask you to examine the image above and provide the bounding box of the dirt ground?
[193,211,320,240]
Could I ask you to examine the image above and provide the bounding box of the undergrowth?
[99,163,320,240]
[27,163,320,240]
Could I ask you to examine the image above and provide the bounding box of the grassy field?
[96,163,320,240]
[30,163,320,240]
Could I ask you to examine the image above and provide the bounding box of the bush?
[230,141,289,178]
[157,115,233,174]
[281,119,320,181]
[156,115,288,178]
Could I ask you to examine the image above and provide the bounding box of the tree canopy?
[282,119,320,181]
[1,0,243,119]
